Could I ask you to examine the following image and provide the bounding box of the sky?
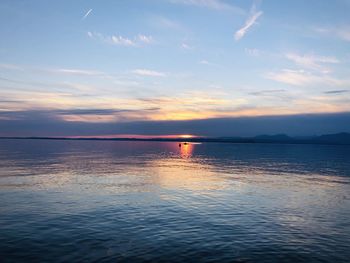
[0,0,350,137]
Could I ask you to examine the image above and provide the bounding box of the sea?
[0,139,349,262]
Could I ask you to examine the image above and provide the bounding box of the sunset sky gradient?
[0,0,350,136]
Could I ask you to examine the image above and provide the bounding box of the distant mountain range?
[1,132,350,145]
[218,132,350,145]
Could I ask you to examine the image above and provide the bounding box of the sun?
[178,134,195,139]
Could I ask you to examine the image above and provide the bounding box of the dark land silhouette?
[1,132,350,145]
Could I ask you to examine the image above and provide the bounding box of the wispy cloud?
[132,69,166,77]
[199,60,210,65]
[285,53,339,73]
[0,107,160,123]
[138,34,154,44]
[82,8,93,20]
[0,63,23,70]
[198,60,220,67]
[314,25,350,42]
[87,31,136,46]
[181,43,193,50]
[245,48,261,57]
[110,35,136,46]
[0,63,110,79]
[53,68,104,76]
[150,16,184,31]
[170,0,244,13]
[234,1,263,41]
[265,69,317,86]
[265,69,348,87]
[87,32,154,47]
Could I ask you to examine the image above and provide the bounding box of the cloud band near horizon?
[0,111,349,137]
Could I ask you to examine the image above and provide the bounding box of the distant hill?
[314,132,350,144]
[254,134,293,142]
[252,133,350,145]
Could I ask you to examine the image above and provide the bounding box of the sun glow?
[65,134,198,139]
[178,134,195,139]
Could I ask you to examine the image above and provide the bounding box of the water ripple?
[0,140,349,262]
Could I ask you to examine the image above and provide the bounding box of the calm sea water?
[0,139,349,262]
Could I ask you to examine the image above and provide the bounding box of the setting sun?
[178,134,195,139]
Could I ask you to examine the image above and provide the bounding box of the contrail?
[82,8,92,20]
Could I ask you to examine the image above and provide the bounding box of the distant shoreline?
[1,133,350,145]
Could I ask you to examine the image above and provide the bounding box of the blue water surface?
[0,139,349,262]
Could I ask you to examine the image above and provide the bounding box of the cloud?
[0,108,160,123]
[132,69,166,77]
[181,43,193,50]
[57,108,159,116]
[249,89,285,96]
[199,60,210,65]
[234,2,263,41]
[314,26,350,42]
[53,68,104,76]
[170,0,244,13]
[198,60,220,67]
[335,28,350,41]
[265,69,349,87]
[87,31,136,46]
[0,75,86,93]
[245,48,261,56]
[153,16,183,30]
[0,76,24,84]
[0,99,24,104]
[0,63,23,70]
[110,35,137,46]
[285,53,339,72]
[88,32,154,47]
[324,90,349,95]
[82,8,93,20]
[265,69,319,86]
[138,34,154,44]
[1,111,350,137]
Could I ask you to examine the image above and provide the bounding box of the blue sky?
[0,0,350,136]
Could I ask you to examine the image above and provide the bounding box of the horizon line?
[1,132,349,146]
